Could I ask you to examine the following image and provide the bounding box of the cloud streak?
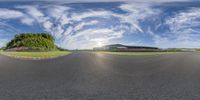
[11,3,158,49]
[0,8,24,19]
[0,1,200,49]
[161,7,200,48]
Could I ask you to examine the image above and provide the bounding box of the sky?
[0,0,200,49]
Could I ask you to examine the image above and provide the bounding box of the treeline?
[164,48,183,52]
[6,33,57,51]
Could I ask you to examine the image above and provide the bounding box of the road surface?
[0,52,200,100]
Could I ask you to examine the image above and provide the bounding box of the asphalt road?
[0,52,200,100]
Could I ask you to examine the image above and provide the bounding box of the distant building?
[93,44,160,52]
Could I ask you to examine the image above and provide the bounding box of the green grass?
[96,52,179,56]
[0,51,71,57]
[196,49,200,52]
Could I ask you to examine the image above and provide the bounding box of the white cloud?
[0,8,42,26]
[17,5,44,19]
[70,10,112,21]
[166,7,200,34]
[74,28,123,39]
[69,4,160,34]
[57,5,159,49]
[73,20,98,32]
[118,3,161,33]
[8,3,161,49]
[5,2,199,49]
[148,23,200,48]
[0,8,24,19]
[61,28,124,49]
[13,6,130,49]
[43,21,53,31]
[63,26,73,36]
[20,17,34,25]
[16,5,55,32]
[52,25,64,39]
[161,7,200,48]
[47,5,70,19]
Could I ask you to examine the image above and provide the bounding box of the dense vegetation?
[6,33,57,51]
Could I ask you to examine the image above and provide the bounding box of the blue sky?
[0,0,200,49]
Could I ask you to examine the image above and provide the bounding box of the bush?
[6,33,56,51]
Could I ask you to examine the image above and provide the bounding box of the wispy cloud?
[10,3,159,49]
[166,7,200,34]
[0,1,199,48]
[162,7,200,48]
[0,8,24,19]
[119,3,161,33]
[62,28,124,49]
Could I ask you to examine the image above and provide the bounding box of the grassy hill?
[6,33,57,51]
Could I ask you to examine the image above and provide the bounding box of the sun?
[97,41,103,47]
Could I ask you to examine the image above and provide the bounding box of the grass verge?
[196,49,200,52]
[0,51,71,57]
[96,52,178,56]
